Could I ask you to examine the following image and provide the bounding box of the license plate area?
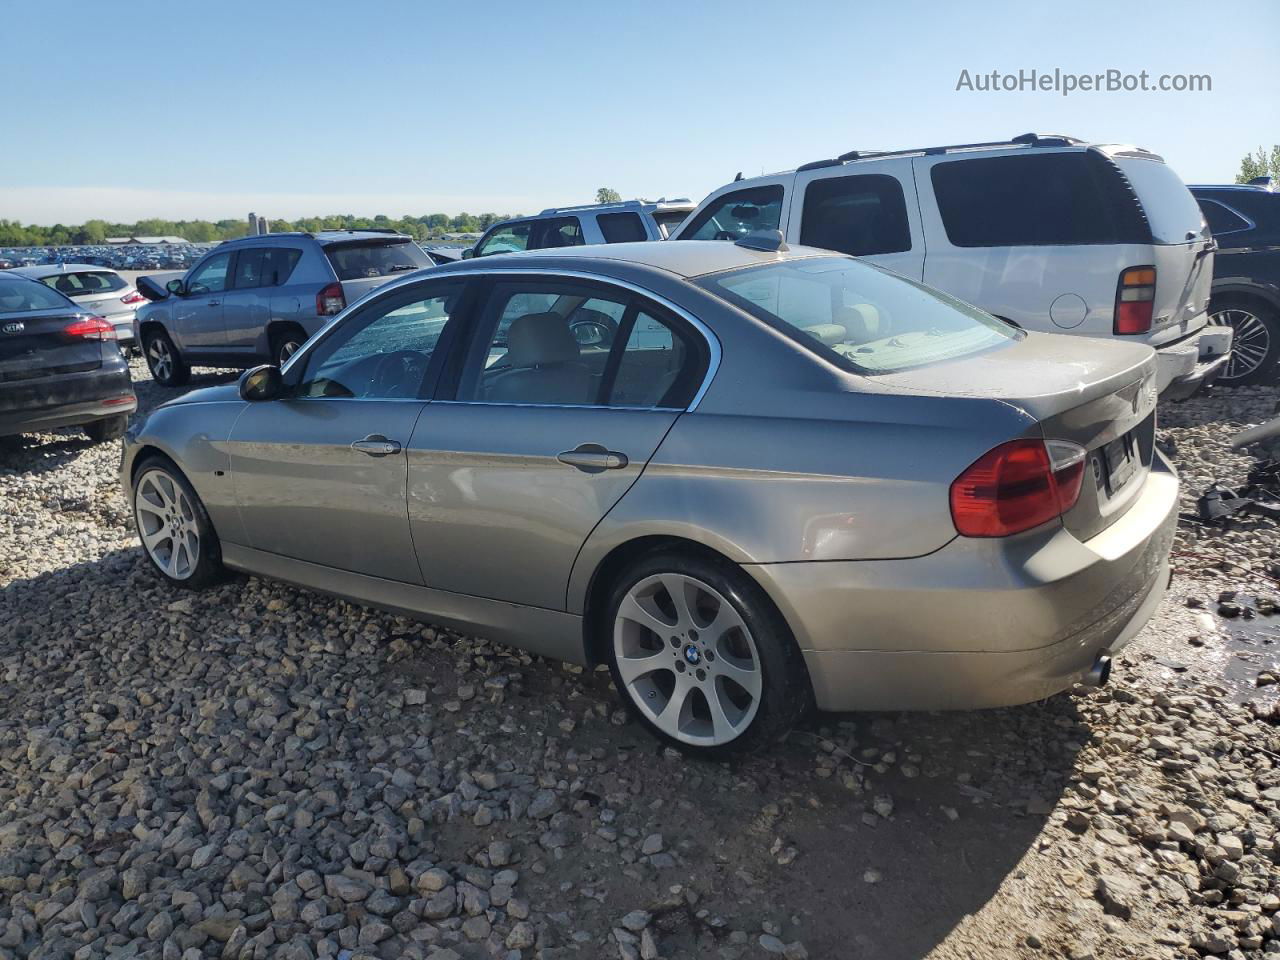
[1098,433,1137,497]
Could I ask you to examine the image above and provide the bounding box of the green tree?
[1236,145,1280,184]
[596,187,622,204]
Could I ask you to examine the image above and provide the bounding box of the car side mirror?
[165,278,186,296]
[239,364,284,402]
[461,248,475,259]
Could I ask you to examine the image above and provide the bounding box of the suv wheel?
[1210,299,1279,385]
[604,551,811,757]
[271,327,306,367]
[132,456,225,589]
[143,328,190,387]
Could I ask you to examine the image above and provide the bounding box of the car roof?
[1190,184,1277,194]
[443,240,835,280]
[9,263,118,277]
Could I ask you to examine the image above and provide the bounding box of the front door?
[173,250,231,351]
[408,275,711,609]
[228,278,466,583]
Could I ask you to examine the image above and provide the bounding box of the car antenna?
[733,172,744,182]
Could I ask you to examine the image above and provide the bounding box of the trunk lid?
[70,289,136,319]
[0,309,105,384]
[873,332,1159,540]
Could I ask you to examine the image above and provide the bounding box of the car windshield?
[0,278,75,314]
[700,256,1019,374]
[325,240,430,280]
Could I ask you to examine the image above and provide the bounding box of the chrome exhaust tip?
[1083,654,1112,688]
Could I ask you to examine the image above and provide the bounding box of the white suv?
[672,133,1230,398]
[467,199,695,259]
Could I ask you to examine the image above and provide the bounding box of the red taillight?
[950,438,1086,538]
[64,316,115,340]
[1114,266,1155,335]
[120,290,146,305]
[316,282,346,316]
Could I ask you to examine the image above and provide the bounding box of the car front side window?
[680,186,784,241]
[186,252,232,294]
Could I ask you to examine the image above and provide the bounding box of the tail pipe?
[1083,653,1112,688]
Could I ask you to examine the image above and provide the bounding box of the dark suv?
[1192,184,1280,384]
[134,230,434,386]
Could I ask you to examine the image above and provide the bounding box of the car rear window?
[931,152,1142,247]
[1113,155,1208,244]
[679,185,784,241]
[700,256,1018,374]
[40,271,126,295]
[0,278,75,313]
[325,240,430,280]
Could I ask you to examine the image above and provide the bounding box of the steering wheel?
[569,308,618,348]
[370,350,427,398]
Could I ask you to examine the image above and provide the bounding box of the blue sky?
[3,0,1277,223]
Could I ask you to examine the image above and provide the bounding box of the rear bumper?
[0,366,136,437]
[746,453,1179,711]
[1155,322,1233,399]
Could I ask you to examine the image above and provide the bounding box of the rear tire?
[271,326,307,368]
[604,550,811,758]
[84,414,128,444]
[1209,298,1279,386]
[143,328,190,387]
[132,455,226,589]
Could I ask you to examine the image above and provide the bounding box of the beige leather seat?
[484,312,594,404]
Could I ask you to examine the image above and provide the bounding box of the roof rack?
[538,199,651,216]
[797,132,1086,173]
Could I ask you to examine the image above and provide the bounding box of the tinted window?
[532,217,584,250]
[262,247,302,286]
[475,222,532,257]
[1197,199,1251,236]
[324,240,429,281]
[701,256,1017,374]
[653,210,690,238]
[0,278,73,313]
[800,174,911,256]
[932,153,1126,246]
[598,212,647,243]
[680,186,784,241]
[1114,156,1207,244]
[296,283,460,400]
[187,252,232,294]
[40,271,126,295]
[610,310,701,408]
[232,249,267,289]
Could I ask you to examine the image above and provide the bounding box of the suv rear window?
[701,256,1017,374]
[680,186,784,241]
[1113,155,1208,244]
[932,152,1135,247]
[800,174,912,256]
[40,271,126,295]
[325,240,429,281]
[598,212,647,243]
[1197,199,1252,236]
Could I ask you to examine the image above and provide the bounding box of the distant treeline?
[0,213,520,247]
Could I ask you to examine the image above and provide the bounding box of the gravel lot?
[1,361,1278,960]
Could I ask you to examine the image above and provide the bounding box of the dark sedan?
[0,274,137,442]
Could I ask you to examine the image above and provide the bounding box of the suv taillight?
[120,290,146,305]
[316,282,346,316]
[1114,266,1155,334]
[949,439,1086,538]
[64,316,115,340]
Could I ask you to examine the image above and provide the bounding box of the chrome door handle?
[351,435,402,457]
[557,444,629,473]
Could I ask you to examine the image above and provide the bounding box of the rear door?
[407,274,711,610]
[221,247,272,351]
[172,250,232,351]
[788,160,924,279]
[322,238,433,306]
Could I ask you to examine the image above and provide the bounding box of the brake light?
[950,438,1087,537]
[316,282,346,316]
[120,290,146,305]
[1114,266,1155,334]
[64,316,115,340]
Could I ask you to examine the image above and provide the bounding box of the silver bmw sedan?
[121,236,1177,756]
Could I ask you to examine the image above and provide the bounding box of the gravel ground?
[1,361,1278,960]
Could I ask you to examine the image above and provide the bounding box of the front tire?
[132,456,225,589]
[84,414,128,444]
[143,328,190,387]
[1209,298,1279,385]
[605,550,811,757]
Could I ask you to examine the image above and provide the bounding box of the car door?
[407,274,712,610]
[221,247,272,354]
[786,160,924,280]
[172,250,231,351]
[227,277,469,583]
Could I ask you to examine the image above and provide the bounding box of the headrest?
[506,312,580,366]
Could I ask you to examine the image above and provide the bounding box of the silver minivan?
[673,133,1230,398]
[134,230,433,386]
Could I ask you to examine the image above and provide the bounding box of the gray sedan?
[121,236,1177,755]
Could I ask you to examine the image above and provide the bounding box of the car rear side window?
[325,240,430,281]
[800,174,912,256]
[532,217,585,249]
[1197,199,1252,236]
[263,248,302,285]
[598,212,647,243]
[41,271,126,295]
[1114,155,1207,244]
[232,249,268,289]
[679,185,784,241]
[931,153,1129,247]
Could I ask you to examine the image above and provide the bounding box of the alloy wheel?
[147,338,173,382]
[134,469,200,579]
[613,573,763,747]
[279,340,301,364]
[1211,307,1272,382]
